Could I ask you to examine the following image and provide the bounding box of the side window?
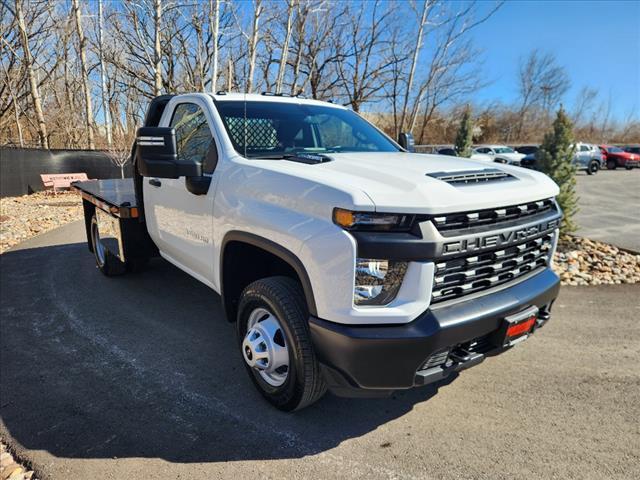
[170,103,217,173]
[580,145,590,152]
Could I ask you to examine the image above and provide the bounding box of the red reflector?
[506,316,536,338]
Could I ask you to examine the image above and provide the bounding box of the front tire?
[237,277,326,411]
[587,160,599,175]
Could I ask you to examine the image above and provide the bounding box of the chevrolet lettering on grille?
[442,218,560,255]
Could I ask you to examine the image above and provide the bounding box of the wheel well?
[221,239,313,323]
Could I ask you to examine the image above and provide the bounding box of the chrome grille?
[427,168,515,185]
[433,198,556,233]
[431,233,554,303]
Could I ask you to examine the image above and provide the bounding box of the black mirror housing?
[135,127,203,178]
[398,132,415,152]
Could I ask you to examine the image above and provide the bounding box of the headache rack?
[432,198,557,234]
[431,232,554,304]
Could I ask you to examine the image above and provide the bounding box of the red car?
[599,145,639,170]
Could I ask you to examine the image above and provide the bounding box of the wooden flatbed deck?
[72,179,139,218]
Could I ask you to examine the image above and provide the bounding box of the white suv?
[473,145,526,165]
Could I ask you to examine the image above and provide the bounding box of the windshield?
[608,146,623,153]
[494,147,515,154]
[214,101,399,158]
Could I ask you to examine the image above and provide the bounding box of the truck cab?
[75,93,562,411]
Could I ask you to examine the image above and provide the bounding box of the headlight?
[354,258,408,306]
[333,208,415,232]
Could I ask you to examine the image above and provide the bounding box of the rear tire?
[90,215,126,276]
[607,159,617,170]
[587,160,599,175]
[237,276,326,411]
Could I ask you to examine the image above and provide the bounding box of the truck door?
[143,100,219,284]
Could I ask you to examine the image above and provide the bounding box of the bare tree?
[72,0,95,149]
[209,0,220,92]
[334,0,396,112]
[398,0,430,134]
[275,0,295,93]
[572,86,598,126]
[153,0,163,96]
[515,50,570,138]
[15,0,48,148]
[242,0,263,93]
[98,0,112,146]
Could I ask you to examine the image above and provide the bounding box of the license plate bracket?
[491,305,539,348]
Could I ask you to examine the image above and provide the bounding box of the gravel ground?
[0,192,82,254]
[0,442,36,480]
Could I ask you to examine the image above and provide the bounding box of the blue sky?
[469,0,640,121]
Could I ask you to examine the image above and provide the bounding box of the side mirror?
[135,127,202,179]
[398,132,415,152]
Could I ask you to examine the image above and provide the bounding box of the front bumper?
[309,268,560,396]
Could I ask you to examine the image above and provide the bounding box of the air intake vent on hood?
[427,168,516,185]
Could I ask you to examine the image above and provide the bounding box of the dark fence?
[0,147,133,197]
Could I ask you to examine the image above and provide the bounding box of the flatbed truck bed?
[72,178,156,273]
[72,178,139,218]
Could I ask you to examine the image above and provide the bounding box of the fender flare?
[220,231,318,319]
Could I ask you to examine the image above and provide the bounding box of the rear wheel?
[237,276,326,411]
[607,159,617,170]
[587,160,599,175]
[90,215,126,276]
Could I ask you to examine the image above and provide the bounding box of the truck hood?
[278,152,560,214]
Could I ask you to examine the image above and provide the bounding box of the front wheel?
[625,164,633,170]
[587,160,599,175]
[237,277,326,411]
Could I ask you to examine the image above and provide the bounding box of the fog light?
[354,258,407,306]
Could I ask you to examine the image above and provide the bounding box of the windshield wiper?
[250,154,294,160]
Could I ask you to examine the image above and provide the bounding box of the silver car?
[573,143,603,175]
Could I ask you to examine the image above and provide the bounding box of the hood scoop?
[427,168,516,185]
[284,153,333,165]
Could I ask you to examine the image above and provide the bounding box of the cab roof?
[209,92,346,109]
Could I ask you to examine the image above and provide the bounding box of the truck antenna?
[243,90,247,158]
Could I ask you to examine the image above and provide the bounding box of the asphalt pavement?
[574,169,640,251]
[1,221,639,480]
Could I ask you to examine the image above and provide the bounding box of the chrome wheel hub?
[92,222,106,266]
[242,308,289,387]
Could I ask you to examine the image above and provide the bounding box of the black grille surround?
[433,198,557,234]
[431,232,554,304]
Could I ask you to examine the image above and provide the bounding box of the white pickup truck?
[74,93,562,411]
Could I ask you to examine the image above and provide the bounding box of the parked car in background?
[520,143,602,175]
[622,144,640,156]
[513,145,539,156]
[473,145,525,165]
[435,146,494,162]
[599,145,639,170]
[436,147,457,156]
[573,143,604,175]
[516,146,539,169]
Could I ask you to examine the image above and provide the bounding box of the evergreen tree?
[537,106,579,233]
[454,106,473,158]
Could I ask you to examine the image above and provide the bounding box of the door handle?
[148,178,162,187]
